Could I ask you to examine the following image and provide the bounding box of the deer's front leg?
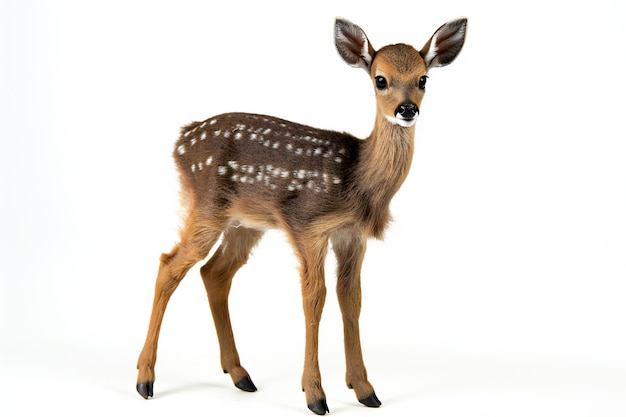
[295,237,330,415]
[331,232,381,408]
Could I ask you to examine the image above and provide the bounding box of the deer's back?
[173,112,362,230]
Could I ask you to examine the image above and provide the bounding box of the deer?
[136,17,467,415]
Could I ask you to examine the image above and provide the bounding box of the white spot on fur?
[322,173,330,191]
[214,130,221,136]
[201,131,207,140]
[235,132,243,140]
[209,119,217,125]
[206,156,213,165]
[177,145,186,155]
[218,166,227,175]
[190,138,197,146]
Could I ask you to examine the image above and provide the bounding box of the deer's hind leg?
[136,221,222,399]
[200,226,264,392]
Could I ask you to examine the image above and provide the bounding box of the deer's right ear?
[335,18,376,71]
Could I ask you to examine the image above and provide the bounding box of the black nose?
[396,102,419,119]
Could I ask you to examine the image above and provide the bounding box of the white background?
[1,1,625,416]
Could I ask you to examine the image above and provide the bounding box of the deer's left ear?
[421,18,467,69]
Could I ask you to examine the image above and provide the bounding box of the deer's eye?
[375,76,388,90]
[418,75,428,90]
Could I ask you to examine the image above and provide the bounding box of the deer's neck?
[349,114,416,238]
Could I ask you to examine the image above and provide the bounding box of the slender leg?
[331,231,380,407]
[200,226,264,392]
[293,236,330,415]
[136,227,221,399]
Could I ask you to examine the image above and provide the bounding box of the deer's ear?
[421,18,467,69]
[335,18,376,71]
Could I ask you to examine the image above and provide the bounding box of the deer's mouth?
[385,114,417,127]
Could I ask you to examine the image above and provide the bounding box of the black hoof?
[234,376,257,392]
[307,398,329,415]
[359,392,381,408]
[136,381,153,399]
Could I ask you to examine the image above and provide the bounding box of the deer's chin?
[385,115,417,127]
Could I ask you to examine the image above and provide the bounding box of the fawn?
[136,17,467,415]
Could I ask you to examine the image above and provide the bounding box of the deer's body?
[137,18,467,415]
[175,112,409,238]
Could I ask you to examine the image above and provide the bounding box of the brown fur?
[137,17,467,415]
